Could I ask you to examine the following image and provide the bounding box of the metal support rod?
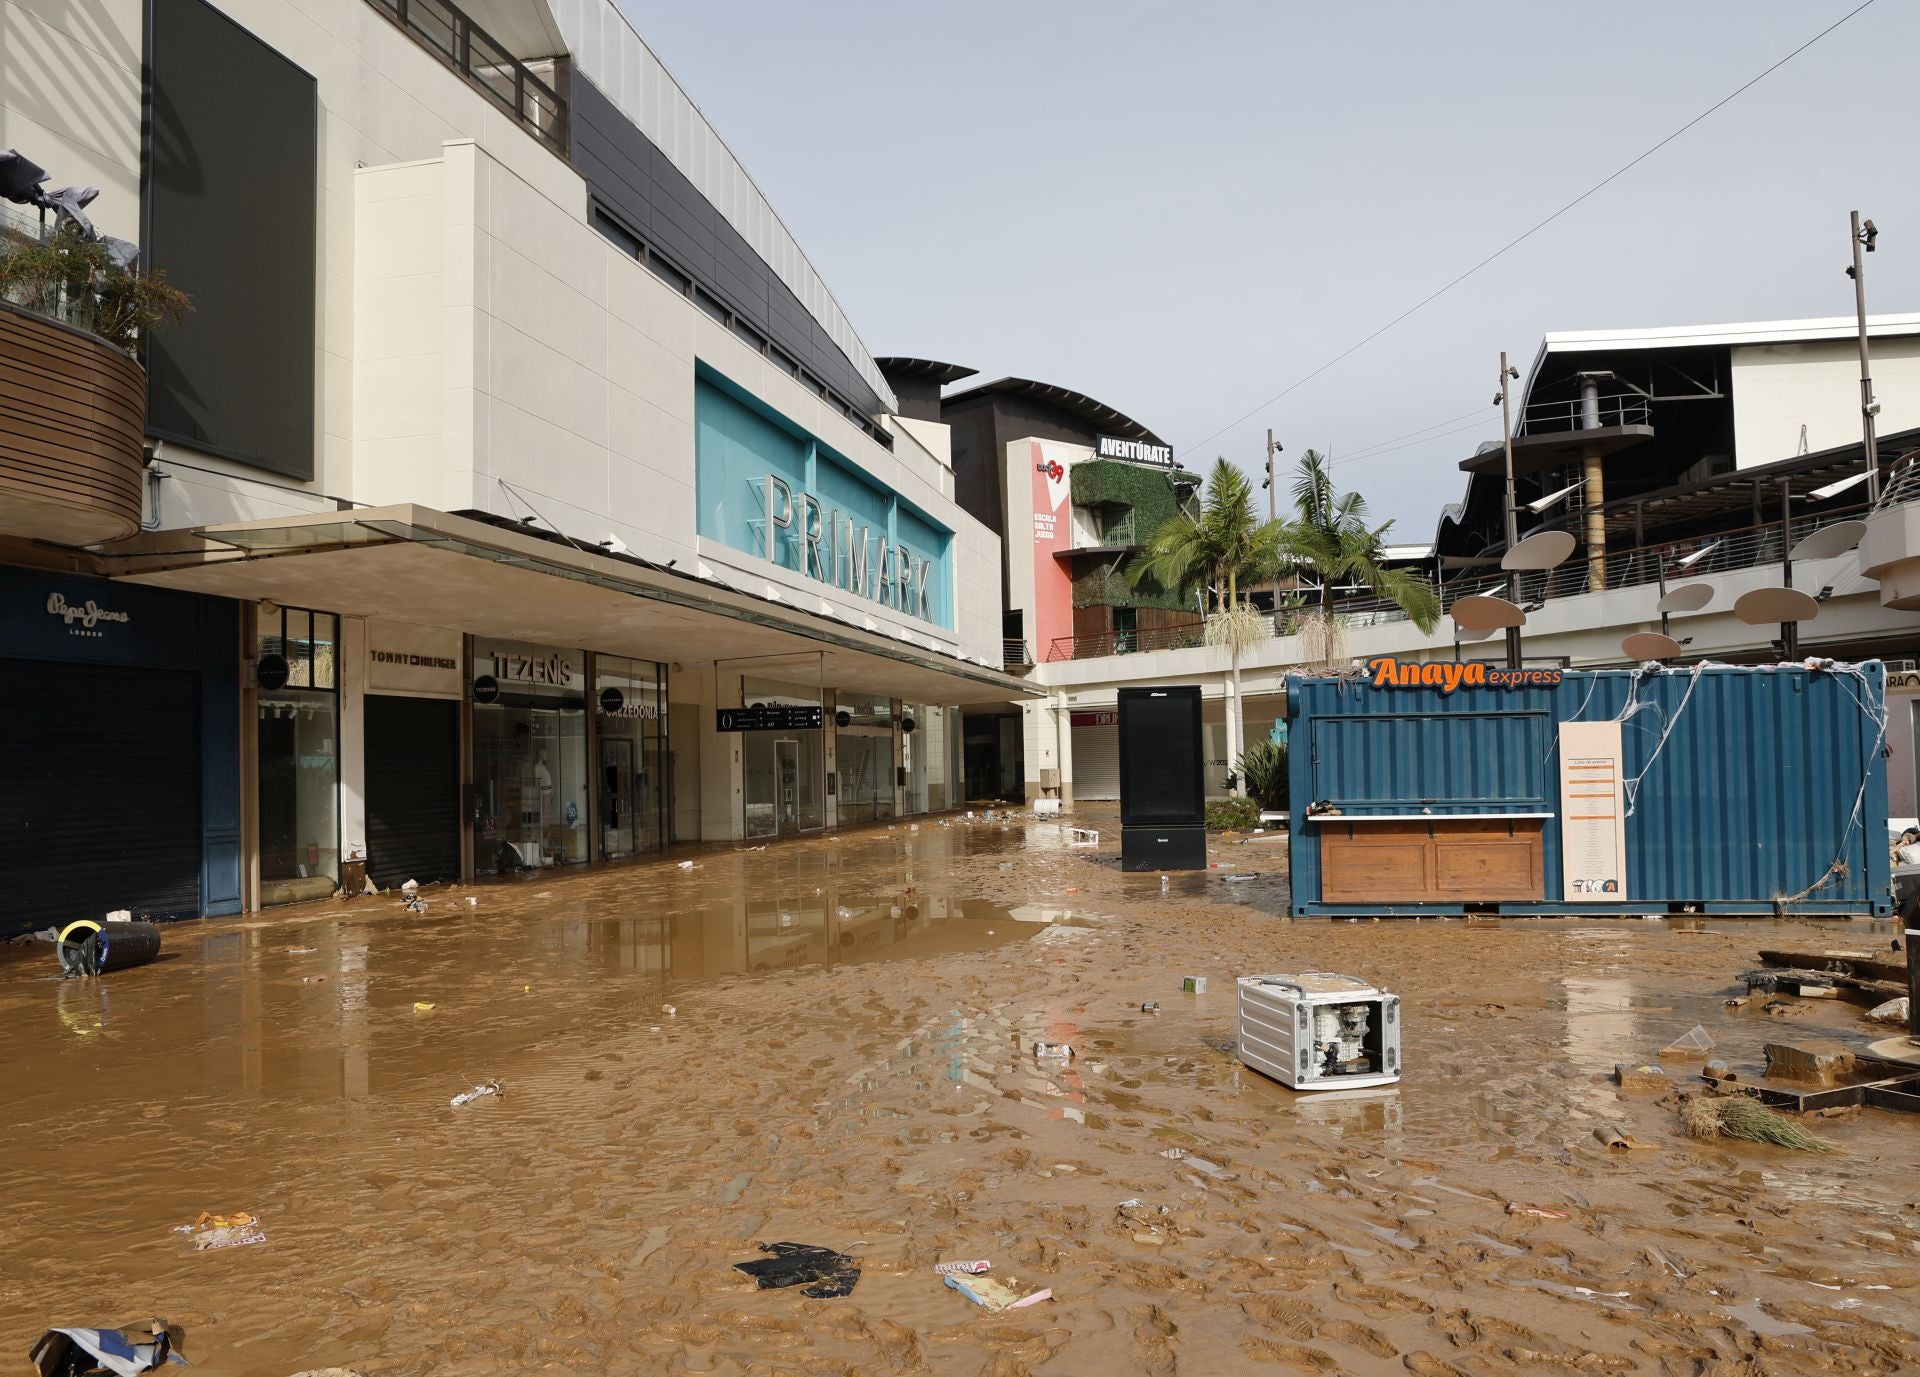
[1657,548,1670,638]
[1850,210,1880,503]
[1780,478,1799,660]
[1265,428,1281,618]
[1499,351,1521,670]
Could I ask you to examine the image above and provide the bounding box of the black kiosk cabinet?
[1118,685,1207,871]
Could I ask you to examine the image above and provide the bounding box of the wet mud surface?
[3,808,1918,1375]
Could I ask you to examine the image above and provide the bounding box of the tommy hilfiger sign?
[46,591,130,639]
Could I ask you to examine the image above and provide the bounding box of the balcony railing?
[367,0,568,154]
[1043,501,1875,662]
[0,206,111,343]
[1003,638,1033,670]
[1520,392,1653,434]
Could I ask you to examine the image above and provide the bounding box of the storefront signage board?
[366,620,463,698]
[1070,710,1117,727]
[1559,720,1627,901]
[1367,656,1563,692]
[716,705,824,732]
[1094,434,1176,469]
[472,639,578,692]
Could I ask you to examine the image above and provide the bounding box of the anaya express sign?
[1368,656,1563,693]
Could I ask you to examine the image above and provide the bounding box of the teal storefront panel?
[694,366,952,629]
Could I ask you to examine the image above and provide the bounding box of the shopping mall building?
[0,0,1030,929]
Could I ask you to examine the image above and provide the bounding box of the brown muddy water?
[2,810,1918,1375]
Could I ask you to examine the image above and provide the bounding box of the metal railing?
[1520,393,1652,434]
[1003,638,1033,669]
[368,0,568,154]
[1044,500,1875,661]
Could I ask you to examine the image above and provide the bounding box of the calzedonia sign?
[1367,656,1563,693]
[1095,434,1176,469]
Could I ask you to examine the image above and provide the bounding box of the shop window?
[256,606,339,902]
[835,692,894,826]
[741,677,823,837]
[472,640,589,874]
[595,654,668,861]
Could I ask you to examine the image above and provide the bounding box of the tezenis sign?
[1368,656,1563,693]
[759,475,933,621]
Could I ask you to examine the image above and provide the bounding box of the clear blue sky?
[620,0,1919,540]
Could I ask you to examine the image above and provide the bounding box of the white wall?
[0,0,144,242]
[1732,336,1920,468]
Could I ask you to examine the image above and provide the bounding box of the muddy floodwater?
[3,810,1918,1375]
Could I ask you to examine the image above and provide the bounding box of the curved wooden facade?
[0,301,146,546]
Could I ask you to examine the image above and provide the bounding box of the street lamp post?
[1848,211,1880,503]
[1498,352,1521,670]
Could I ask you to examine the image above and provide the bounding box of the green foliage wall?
[1069,461,1200,611]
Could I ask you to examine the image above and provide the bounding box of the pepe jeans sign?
[1368,656,1563,693]
[756,475,935,621]
[46,591,130,639]
[1095,434,1176,469]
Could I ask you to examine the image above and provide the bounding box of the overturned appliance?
[1238,973,1401,1090]
[56,917,162,978]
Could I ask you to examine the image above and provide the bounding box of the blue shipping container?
[1286,660,1890,917]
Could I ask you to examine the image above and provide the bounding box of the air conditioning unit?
[1038,767,1059,789]
[1237,973,1400,1090]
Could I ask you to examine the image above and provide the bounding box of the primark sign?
[758,475,935,622]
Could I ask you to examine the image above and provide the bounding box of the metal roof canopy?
[99,505,1037,708]
[939,375,1168,447]
[1459,424,1655,478]
[1595,426,1920,534]
[873,357,980,387]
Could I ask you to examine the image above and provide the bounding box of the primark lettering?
[757,475,934,620]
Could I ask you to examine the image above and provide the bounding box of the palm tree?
[1128,458,1284,797]
[1129,457,1285,611]
[1279,450,1440,633]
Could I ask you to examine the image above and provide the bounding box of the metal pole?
[1780,478,1799,660]
[1500,351,1521,670]
[1265,428,1283,626]
[1851,210,1880,503]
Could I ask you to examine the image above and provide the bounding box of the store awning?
[99,505,1038,707]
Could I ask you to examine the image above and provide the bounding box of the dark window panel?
[144,0,318,479]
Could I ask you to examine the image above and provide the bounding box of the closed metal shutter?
[1072,723,1120,800]
[0,658,201,933]
[364,695,460,887]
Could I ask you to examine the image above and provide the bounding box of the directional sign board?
[716,705,824,732]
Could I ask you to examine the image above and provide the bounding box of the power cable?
[1183,0,1880,457]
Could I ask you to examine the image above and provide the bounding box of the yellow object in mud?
[413,1002,435,1012]
[57,919,102,946]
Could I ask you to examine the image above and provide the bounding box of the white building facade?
[0,0,1023,922]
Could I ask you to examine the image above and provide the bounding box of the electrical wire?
[1321,406,1496,466]
[1183,0,1881,458]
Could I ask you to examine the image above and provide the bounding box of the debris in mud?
[732,1242,861,1298]
[1661,1025,1715,1060]
[1181,976,1208,994]
[30,1321,185,1376]
[1866,996,1910,1023]
[943,1272,1052,1313]
[1139,1001,1159,1014]
[1032,1041,1074,1060]
[178,1210,266,1250]
[1592,1125,1642,1150]
[1160,1147,1235,1180]
[413,1002,435,1013]
[1682,1095,1836,1152]
[1614,1062,1670,1092]
[934,1259,992,1275]
[1763,1039,1855,1086]
[1506,1203,1572,1220]
[450,1079,502,1107]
